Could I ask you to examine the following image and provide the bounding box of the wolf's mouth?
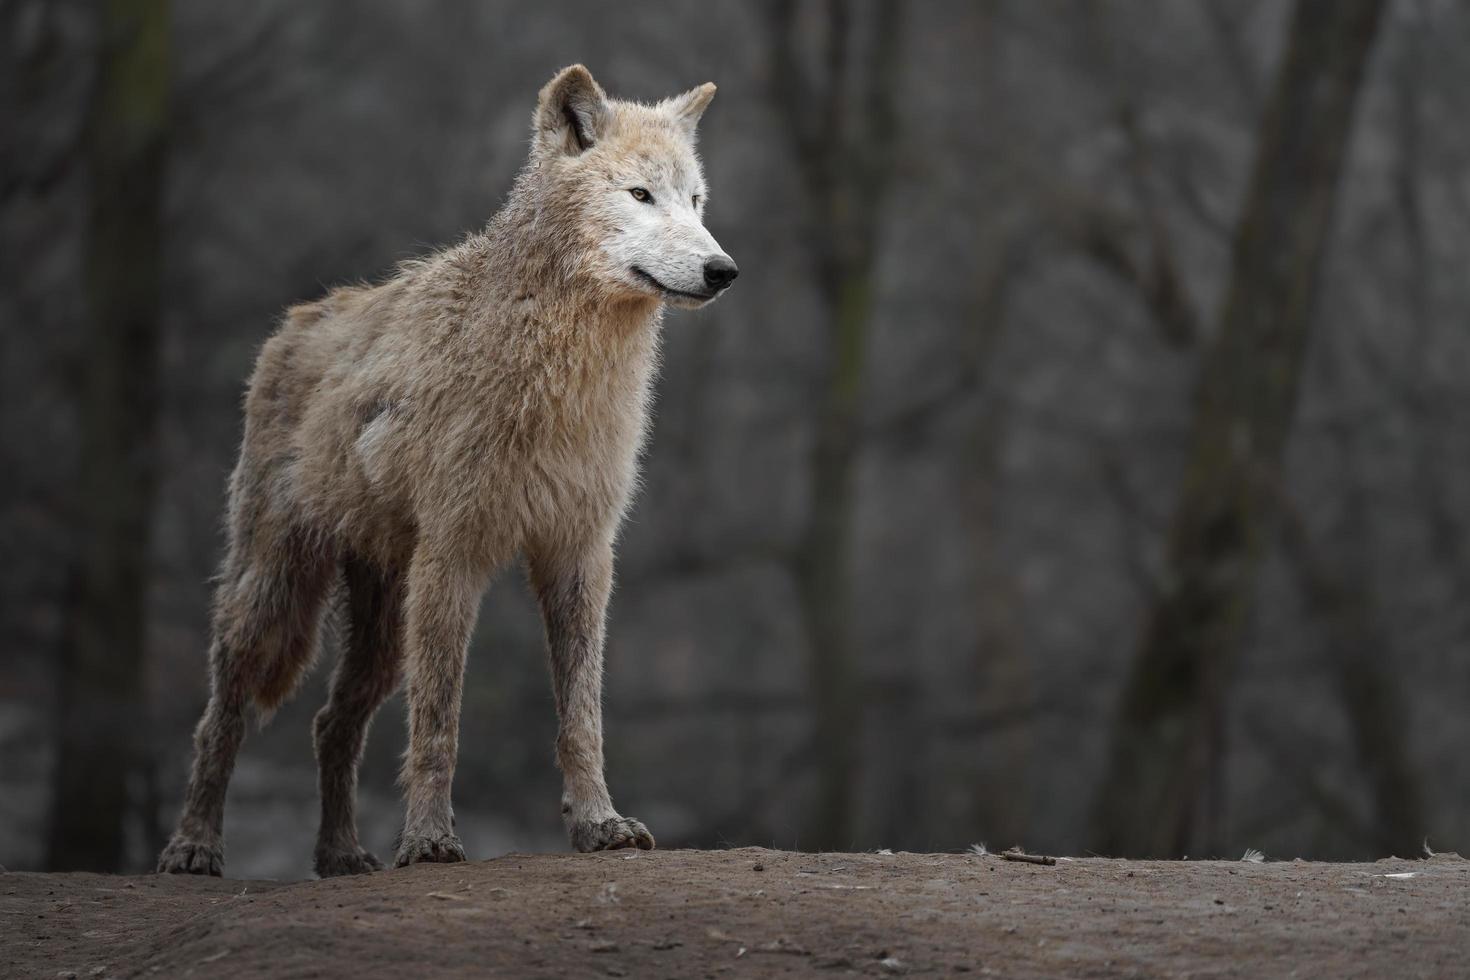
[630,267,716,303]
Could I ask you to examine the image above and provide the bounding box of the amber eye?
[629,187,652,203]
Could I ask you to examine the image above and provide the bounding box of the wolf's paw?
[314,844,385,878]
[157,836,224,876]
[570,815,655,853]
[394,832,466,868]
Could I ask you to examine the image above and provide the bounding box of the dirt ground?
[3,848,1466,979]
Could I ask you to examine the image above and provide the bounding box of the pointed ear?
[663,82,716,137]
[535,64,610,155]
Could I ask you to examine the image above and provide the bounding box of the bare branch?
[1203,0,1266,118]
[1078,7,1200,348]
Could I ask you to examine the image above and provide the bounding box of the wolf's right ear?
[535,64,610,156]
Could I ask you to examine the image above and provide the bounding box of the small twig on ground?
[1001,848,1056,867]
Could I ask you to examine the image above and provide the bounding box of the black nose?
[703,256,739,291]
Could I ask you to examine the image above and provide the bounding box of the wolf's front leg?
[394,546,482,867]
[530,536,654,852]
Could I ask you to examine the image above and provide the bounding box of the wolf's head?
[526,65,737,310]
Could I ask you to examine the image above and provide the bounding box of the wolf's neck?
[484,193,661,341]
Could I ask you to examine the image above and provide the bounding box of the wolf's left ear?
[663,82,717,138]
[536,64,610,155]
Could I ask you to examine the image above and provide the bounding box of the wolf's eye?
[629,187,653,203]
[692,194,702,208]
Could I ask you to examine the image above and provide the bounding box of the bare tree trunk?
[1387,7,1470,607]
[1092,0,1384,858]
[768,0,903,851]
[1274,318,1426,857]
[960,228,1029,845]
[1277,485,1425,858]
[48,0,170,872]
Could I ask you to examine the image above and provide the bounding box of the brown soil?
[3,848,1466,978]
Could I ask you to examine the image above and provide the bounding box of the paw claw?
[570,816,655,853]
[157,837,224,876]
[394,832,466,868]
[315,845,385,877]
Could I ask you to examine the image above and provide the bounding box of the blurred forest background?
[3,0,1468,876]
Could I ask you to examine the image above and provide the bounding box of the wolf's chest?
[429,366,646,547]
[515,390,648,507]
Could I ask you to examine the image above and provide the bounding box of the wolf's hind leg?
[158,534,334,875]
[529,537,654,853]
[313,555,403,877]
[154,636,248,876]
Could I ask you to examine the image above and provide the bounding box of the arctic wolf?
[157,65,737,876]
